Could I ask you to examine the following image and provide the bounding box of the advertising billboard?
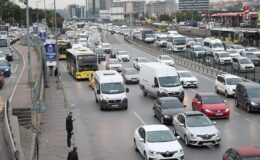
[44,40,56,66]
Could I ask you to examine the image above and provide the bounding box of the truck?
[140,29,154,43]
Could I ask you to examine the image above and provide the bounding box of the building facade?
[145,1,166,17]
[68,4,85,19]
[179,0,209,11]
[114,0,145,14]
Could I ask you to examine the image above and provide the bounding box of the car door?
[218,76,225,93]
[175,114,185,138]
[232,58,238,70]
[192,94,202,111]
[137,127,146,155]
[239,86,248,109]
[153,100,160,117]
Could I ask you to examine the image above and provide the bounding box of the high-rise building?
[113,0,145,14]
[86,0,101,17]
[68,4,85,19]
[99,0,113,10]
[145,0,178,17]
[179,0,209,11]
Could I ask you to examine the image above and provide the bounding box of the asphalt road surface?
[0,46,23,160]
[60,31,260,160]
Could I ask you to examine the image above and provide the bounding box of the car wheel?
[184,135,189,146]
[144,152,148,160]
[100,105,104,111]
[214,143,220,147]
[134,139,138,152]
[215,86,219,93]
[192,105,195,111]
[246,104,252,113]
[172,125,177,136]
[153,109,156,118]
[142,89,147,97]
[225,90,229,98]
[160,116,164,124]
[235,99,239,107]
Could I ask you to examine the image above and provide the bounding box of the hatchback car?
[215,74,242,97]
[0,71,4,88]
[172,111,221,146]
[189,45,205,58]
[121,68,139,84]
[177,70,198,88]
[214,51,232,64]
[133,57,150,70]
[157,55,174,66]
[232,57,254,73]
[223,146,260,160]
[245,52,260,66]
[192,92,230,118]
[153,97,186,125]
[134,125,184,160]
[245,47,260,57]
[0,59,11,77]
[116,51,130,62]
[105,59,122,72]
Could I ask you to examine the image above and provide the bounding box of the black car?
[110,51,116,58]
[153,97,186,125]
[5,52,13,61]
[246,52,260,66]
[93,48,106,62]
[235,82,260,112]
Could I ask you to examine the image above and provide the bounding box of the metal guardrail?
[124,37,254,83]
[4,99,19,160]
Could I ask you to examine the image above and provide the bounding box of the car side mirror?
[184,105,187,108]
[179,123,184,127]
[97,90,100,94]
[139,138,145,142]
[126,88,129,93]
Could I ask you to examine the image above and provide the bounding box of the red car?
[223,146,260,160]
[192,92,230,118]
[0,71,4,89]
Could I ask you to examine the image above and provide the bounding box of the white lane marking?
[9,47,26,102]
[134,112,146,125]
[13,64,18,73]
[234,112,240,116]
[245,118,252,122]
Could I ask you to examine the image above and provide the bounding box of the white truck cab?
[155,34,168,47]
[139,62,184,101]
[94,70,129,110]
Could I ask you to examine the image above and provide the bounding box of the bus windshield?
[174,37,186,45]
[77,55,98,71]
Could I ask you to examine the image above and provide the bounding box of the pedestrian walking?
[67,147,78,160]
[66,112,74,148]
[54,67,58,77]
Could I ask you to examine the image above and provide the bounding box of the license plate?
[203,142,212,145]
[216,113,223,116]
[112,105,119,107]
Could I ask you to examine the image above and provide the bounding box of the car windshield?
[147,130,176,143]
[247,53,258,58]
[186,115,212,127]
[194,47,204,51]
[101,82,125,94]
[125,69,138,75]
[0,60,8,66]
[160,37,167,41]
[109,59,119,64]
[77,55,98,71]
[161,56,172,60]
[162,100,183,109]
[242,156,260,160]
[219,53,230,57]
[102,44,110,48]
[212,43,223,48]
[138,58,149,63]
[239,58,251,64]
[158,76,181,87]
[179,71,194,78]
[118,51,127,55]
[203,95,223,104]
[146,34,153,38]
[234,45,244,49]
[247,88,260,98]
[226,78,242,85]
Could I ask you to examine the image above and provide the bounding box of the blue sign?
[44,43,56,64]
[39,32,46,42]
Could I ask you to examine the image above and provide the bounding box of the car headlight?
[225,108,230,112]
[251,102,257,106]
[101,96,108,101]
[163,115,171,118]
[178,149,183,153]
[190,134,197,139]
[5,68,9,71]
[121,94,127,100]
[148,150,157,156]
[205,109,212,112]
[215,132,220,137]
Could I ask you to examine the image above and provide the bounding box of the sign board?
[44,41,57,66]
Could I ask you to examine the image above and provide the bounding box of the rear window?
[202,95,223,104]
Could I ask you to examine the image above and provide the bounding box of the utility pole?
[26,0,32,85]
[44,0,46,20]
[12,2,14,26]
[54,0,61,89]
[36,1,41,24]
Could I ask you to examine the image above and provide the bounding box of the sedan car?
[116,51,130,62]
[105,59,122,72]
[0,59,11,77]
[122,68,139,84]
[153,97,186,125]
[232,44,245,54]
[101,43,112,54]
[0,71,4,88]
[245,47,260,57]
[133,57,150,70]
[192,92,230,118]
[223,146,260,160]
[177,70,198,88]
[189,45,205,58]
[232,57,255,73]
[157,55,174,66]
[173,111,221,146]
[93,47,106,62]
[245,52,260,66]
[214,51,232,64]
[134,125,184,160]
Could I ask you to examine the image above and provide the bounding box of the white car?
[133,57,150,70]
[232,44,245,55]
[173,111,221,147]
[227,49,240,58]
[101,43,112,54]
[232,57,255,73]
[116,51,130,62]
[245,47,260,57]
[157,55,174,66]
[105,59,122,72]
[214,51,232,64]
[177,70,198,88]
[215,74,242,97]
[134,125,184,160]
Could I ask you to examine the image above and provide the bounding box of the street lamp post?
[36,1,41,24]
[44,0,46,20]
[26,0,32,85]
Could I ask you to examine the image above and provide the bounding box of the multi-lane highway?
[0,47,23,160]
[60,31,260,160]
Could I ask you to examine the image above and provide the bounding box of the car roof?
[141,125,170,132]
[233,146,260,156]
[158,97,179,102]
[237,82,260,89]
[184,111,204,116]
[218,74,240,79]
[197,92,219,97]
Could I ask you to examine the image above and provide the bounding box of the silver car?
[122,68,139,84]
[172,111,221,147]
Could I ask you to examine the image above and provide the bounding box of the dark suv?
[235,82,260,112]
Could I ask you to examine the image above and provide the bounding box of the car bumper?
[189,137,221,146]
[166,91,185,101]
[147,152,184,160]
[100,99,128,109]
[203,111,230,118]
[182,81,198,88]
[125,78,139,83]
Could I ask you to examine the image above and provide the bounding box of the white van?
[167,34,186,52]
[203,37,224,56]
[155,34,168,47]
[139,62,184,101]
[94,70,129,110]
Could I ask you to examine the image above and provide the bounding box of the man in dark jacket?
[67,147,78,160]
[66,112,74,148]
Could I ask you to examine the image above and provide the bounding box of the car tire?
[225,90,229,98]
[184,135,189,146]
[215,86,219,93]
[246,104,252,113]
[100,105,104,111]
[153,109,156,118]
[134,139,138,152]
[172,125,177,136]
[142,89,147,97]
[144,152,148,160]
